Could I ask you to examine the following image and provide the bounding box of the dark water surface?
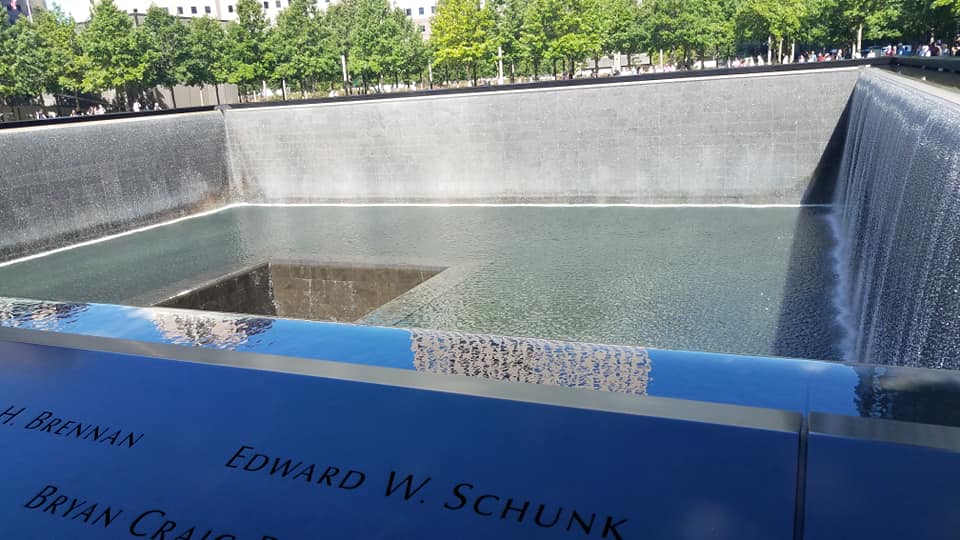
[0,206,840,359]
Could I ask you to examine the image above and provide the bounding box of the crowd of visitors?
[912,35,960,56]
[666,34,960,72]
[16,100,165,121]
[729,36,960,67]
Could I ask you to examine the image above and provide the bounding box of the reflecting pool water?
[0,206,840,359]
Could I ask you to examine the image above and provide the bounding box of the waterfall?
[832,70,960,368]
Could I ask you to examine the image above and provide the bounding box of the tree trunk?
[777,38,783,64]
[215,84,221,105]
[169,85,178,109]
[767,36,772,64]
[790,42,795,64]
[856,23,863,57]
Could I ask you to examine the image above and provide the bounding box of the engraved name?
[1,405,144,448]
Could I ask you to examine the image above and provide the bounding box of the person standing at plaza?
[3,0,25,25]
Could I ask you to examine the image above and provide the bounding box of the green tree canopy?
[326,0,357,89]
[79,0,141,105]
[819,0,902,53]
[930,0,960,18]
[736,0,804,60]
[601,0,646,65]
[135,6,185,98]
[0,18,15,101]
[546,0,606,76]
[901,0,956,41]
[180,16,227,102]
[519,0,557,77]
[1,18,45,102]
[264,0,338,95]
[430,0,495,83]
[33,7,84,103]
[224,0,268,96]
[488,0,526,78]
[381,7,429,85]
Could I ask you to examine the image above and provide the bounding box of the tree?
[682,0,735,65]
[381,8,429,87]
[224,0,268,98]
[135,6,185,107]
[519,0,557,78]
[349,0,388,88]
[601,0,645,68]
[737,0,804,62]
[546,0,605,78]
[488,0,527,79]
[79,0,141,108]
[642,0,733,68]
[264,0,338,97]
[0,18,14,101]
[931,0,960,18]
[640,0,682,65]
[818,0,902,55]
[180,16,227,103]
[326,0,358,91]
[33,8,85,107]
[430,0,495,84]
[901,0,956,41]
[8,19,45,103]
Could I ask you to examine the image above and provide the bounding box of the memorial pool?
[0,205,840,360]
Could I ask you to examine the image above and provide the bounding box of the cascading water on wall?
[831,69,960,368]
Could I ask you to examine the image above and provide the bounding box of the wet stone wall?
[832,70,960,368]
[159,262,442,323]
[225,69,860,204]
[0,112,229,262]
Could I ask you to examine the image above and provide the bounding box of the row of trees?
[1,0,957,108]
[0,0,429,109]
[432,0,959,80]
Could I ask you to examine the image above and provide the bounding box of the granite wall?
[0,112,229,262]
[224,68,860,204]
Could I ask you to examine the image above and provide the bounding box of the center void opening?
[157,262,444,322]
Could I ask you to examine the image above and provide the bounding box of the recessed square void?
[157,262,443,322]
